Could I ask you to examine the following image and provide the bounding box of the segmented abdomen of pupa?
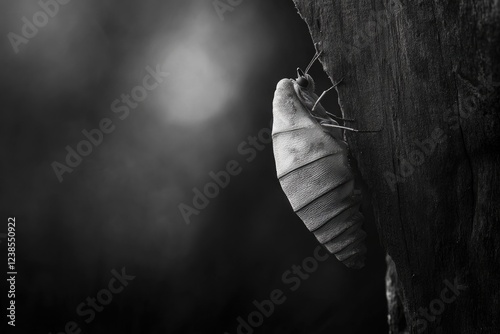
[272,79,367,269]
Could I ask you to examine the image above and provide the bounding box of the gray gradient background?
[0,0,388,333]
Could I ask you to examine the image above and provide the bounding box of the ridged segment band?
[272,78,366,268]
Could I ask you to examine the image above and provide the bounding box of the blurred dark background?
[0,0,388,333]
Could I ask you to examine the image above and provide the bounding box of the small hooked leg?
[312,79,341,113]
[312,78,383,133]
[312,78,355,122]
[326,111,355,123]
[320,122,382,133]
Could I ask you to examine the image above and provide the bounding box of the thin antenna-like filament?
[311,78,343,112]
[304,50,323,74]
[326,111,355,122]
[321,123,381,133]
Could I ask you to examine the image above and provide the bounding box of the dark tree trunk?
[292,0,500,333]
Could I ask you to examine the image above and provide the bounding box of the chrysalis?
[272,48,369,269]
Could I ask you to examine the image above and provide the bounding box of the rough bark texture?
[292,0,499,333]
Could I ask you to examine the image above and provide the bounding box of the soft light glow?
[157,14,238,125]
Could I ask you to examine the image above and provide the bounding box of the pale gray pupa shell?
[272,78,367,269]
